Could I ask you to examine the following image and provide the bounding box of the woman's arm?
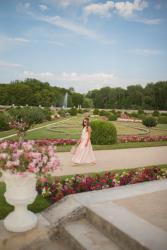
[85,126,91,146]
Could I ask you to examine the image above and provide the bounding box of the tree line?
[0,79,166,110]
[87,81,167,110]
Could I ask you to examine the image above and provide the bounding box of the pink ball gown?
[72,127,96,164]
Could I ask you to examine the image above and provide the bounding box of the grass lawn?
[0,164,167,220]
[0,115,167,150]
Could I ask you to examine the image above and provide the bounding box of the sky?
[0,0,167,93]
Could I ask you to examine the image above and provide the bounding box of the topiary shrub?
[158,116,167,124]
[142,117,157,128]
[90,120,117,145]
[69,107,77,116]
[93,109,99,115]
[0,112,10,131]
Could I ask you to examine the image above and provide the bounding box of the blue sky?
[0,0,167,93]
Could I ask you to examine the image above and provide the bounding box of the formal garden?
[0,104,167,223]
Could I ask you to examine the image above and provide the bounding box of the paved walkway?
[56,146,167,176]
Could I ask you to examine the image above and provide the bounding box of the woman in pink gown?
[72,118,96,165]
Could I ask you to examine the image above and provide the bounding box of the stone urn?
[2,171,38,232]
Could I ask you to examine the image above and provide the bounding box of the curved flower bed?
[37,166,167,203]
[119,135,167,143]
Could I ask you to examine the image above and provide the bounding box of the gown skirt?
[72,127,96,164]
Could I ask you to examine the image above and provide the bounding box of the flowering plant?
[36,138,78,146]
[37,166,167,203]
[119,135,167,143]
[9,120,31,143]
[0,140,59,175]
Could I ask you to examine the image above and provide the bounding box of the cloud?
[134,17,161,25]
[37,15,97,39]
[43,0,91,7]
[18,71,117,92]
[16,2,31,12]
[39,4,48,11]
[130,48,162,56]
[85,0,148,18]
[0,60,23,68]
[85,1,114,17]
[115,0,148,17]
[0,35,31,51]
[6,37,30,43]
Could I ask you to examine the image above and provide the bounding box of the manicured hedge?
[91,120,117,144]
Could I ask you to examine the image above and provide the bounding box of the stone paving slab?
[55,146,167,176]
[114,189,167,232]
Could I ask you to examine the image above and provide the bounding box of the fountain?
[63,92,68,109]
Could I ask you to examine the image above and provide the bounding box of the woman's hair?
[82,117,90,128]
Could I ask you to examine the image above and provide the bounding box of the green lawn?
[0,115,167,150]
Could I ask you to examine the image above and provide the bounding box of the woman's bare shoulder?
[88,126,91,132]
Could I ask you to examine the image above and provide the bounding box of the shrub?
[111,109,117,115]
[77,109,83,114]
[158,116,167,124]
[8,107,46,125]
[99,110,109,116]
[90,120,117,144]
[58,109,66,117]
[152,110,160,117]
[0,112,10,131]
[93,109,99,115]
[131,112,139,118]
[142,117,157,128]
[69,107,77,116]
[42,108,52,120]
[108,113,117,121]
[138,109,144,115]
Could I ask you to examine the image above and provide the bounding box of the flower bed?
[119,135,167,143]
[37,166,167,203]
[36,139,78,146]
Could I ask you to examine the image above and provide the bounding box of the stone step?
[86,203,167,250]
[25,238,70,250]
[63,218,121,250]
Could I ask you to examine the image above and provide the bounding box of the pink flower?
[0,153,8,160]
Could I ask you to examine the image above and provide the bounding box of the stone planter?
[2,171,38,232]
